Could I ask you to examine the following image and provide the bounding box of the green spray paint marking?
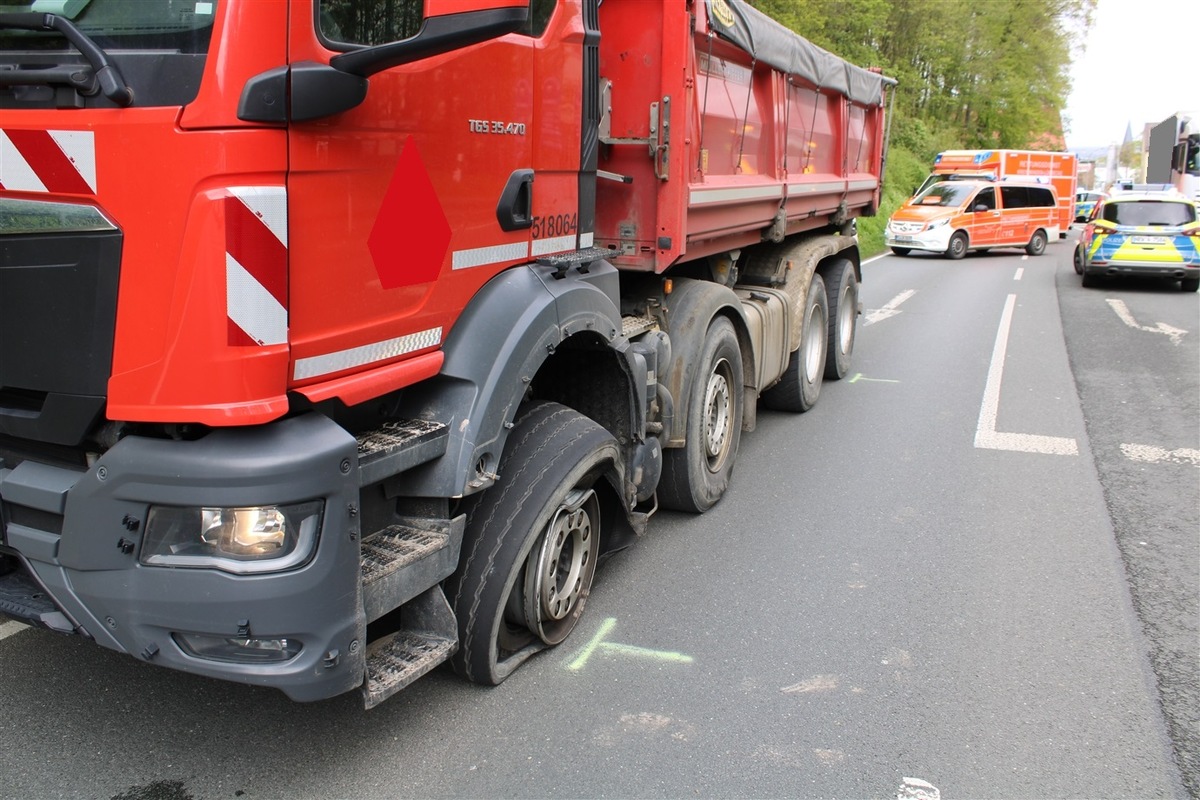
[848,373,901,384]
[599,642,694,663]
[567,617,694,671]
[568,617,618,671]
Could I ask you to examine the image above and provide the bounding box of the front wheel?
[1025,230,1047,256]
[445,402,617,685]
[763,273,828,412]
[890,246,911,257]
[658,316,744,513]
[945,232,968,260]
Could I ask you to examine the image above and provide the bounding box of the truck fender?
[399,260,632,499]
[659,278,751,447]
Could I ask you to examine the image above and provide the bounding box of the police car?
[1074,190,1200,291]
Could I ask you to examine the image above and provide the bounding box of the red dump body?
[596,0,889,272]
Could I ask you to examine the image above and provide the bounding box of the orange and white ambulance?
[914,150,1078,236]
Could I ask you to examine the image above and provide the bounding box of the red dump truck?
[0,0,892,706]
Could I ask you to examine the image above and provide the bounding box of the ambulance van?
[886,180,1061,259]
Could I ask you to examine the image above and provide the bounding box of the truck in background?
[1146,112,1200,204]
[914,149,1078,238]
[0,0,893,706]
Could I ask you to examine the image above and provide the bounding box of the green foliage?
[857,145,928,255]
[745,0,1097,254]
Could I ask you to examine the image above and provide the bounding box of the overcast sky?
[1064,0,1197,150]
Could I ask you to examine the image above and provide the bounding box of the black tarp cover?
[705,0,895,106]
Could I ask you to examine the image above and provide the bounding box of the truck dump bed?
[595,0,893,273]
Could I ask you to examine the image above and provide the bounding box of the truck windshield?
[0,0,218,107]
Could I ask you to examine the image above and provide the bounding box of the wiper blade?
[0,11,132,106]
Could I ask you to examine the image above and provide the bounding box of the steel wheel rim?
[836,284,854,355]
[803,300,826,379]
[703,358,733,470]
[523,487,599,645]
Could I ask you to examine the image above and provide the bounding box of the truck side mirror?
[330,1,530,78]
[239,2,530,123]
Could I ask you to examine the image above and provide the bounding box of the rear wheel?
[1073,245,1084,275]
[763,273,828,412]
[446,402,616,685]
[1181,277,1199,292]
[1025,230,1048,256]
[945,232,968,260]
[822,260,857,380]
[658,316,744,513]
[1081,271,1100,288]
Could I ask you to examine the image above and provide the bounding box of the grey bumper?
[0,414,366,702]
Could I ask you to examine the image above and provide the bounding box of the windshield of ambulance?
[0,0,218,107]
[912,183,975,209]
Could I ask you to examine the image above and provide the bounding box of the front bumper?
[885,225,952,253]
[0,414,365,702]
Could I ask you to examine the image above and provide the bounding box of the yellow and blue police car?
[1074,190,1200,291]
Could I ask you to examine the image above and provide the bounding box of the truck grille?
[0,199,122,446]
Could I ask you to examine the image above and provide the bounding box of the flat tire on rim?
[445,402,616,685]
[762,272,828,413]
[658,316,744,513]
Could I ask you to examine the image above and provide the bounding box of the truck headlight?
[926,219,949,230]
[141,501,323,574]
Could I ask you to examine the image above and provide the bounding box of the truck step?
[363,630,456,709]
[360,516,464,623]
[355,419,448,487]
[0,567,74,633]
[361,586,458,709]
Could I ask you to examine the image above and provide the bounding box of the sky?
[1064,0,1198,151]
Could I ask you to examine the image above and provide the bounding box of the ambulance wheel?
[823,260,857,380]
[763,273,828,413]
[658,316,744,513]
[945,232,968,260]
[890,247,911,257]
[1025,230,1048,256]
[446,402,617,685]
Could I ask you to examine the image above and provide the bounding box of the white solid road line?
[0,620,29,641]
[975,294,1079,456]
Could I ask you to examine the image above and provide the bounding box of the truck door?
[283,1,537,393]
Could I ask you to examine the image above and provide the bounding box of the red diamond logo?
[368,136,452,289]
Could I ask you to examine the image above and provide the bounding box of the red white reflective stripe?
[225,186,288,346]
[0,129,96,194]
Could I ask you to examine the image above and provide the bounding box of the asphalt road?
[1,234,1196,799]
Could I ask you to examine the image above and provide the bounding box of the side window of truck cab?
[318,0,557,44]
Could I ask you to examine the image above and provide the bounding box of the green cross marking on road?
[567,617,694,671]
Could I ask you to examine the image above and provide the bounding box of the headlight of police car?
[926,219,949,230]
[140,501,323,574]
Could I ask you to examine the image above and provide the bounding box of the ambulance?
[914,150,1078,236]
